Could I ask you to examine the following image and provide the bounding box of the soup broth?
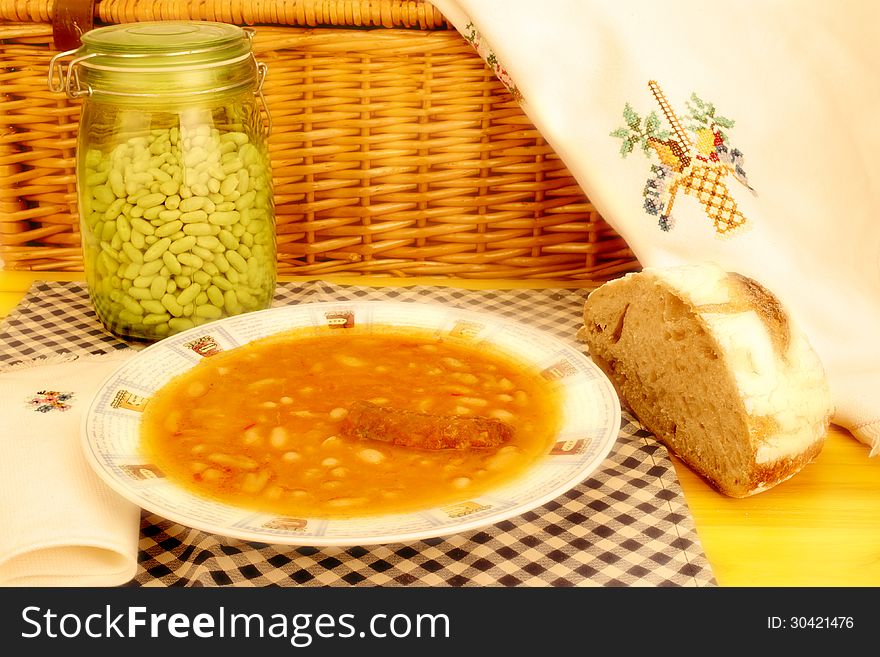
[140,325,564,518]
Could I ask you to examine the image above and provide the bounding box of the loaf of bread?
[578,262,833,497]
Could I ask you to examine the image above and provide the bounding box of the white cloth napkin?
[0,351,141,586]
[430,0,880,456]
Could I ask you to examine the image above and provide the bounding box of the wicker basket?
[0,0,638,281]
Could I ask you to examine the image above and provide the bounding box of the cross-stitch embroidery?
[27,390,74,413]
[611,80,754,235]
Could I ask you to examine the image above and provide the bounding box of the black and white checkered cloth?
[0,280,717,587]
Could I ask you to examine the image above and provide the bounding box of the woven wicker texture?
[0,0,638,280]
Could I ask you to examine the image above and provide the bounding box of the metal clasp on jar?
[254,57,272,137]
[47,49,96,98]
[244,27,272,137]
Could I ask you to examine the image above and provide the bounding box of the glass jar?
[49,21,276,341]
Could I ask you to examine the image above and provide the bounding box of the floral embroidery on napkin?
[461,21,523,102]
[611,80,755,235]
[27,390,75,413]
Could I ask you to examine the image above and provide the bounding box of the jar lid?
[79,21,252,65]
[62,21,259,99]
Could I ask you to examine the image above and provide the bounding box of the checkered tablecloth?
[0,279,716,587]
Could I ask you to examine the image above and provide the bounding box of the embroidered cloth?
[429,0,880,455]
[0,351,140,586]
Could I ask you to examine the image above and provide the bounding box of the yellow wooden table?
[2,270,878,587]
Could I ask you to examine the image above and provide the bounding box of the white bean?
[357,448,385,464]
[241,469,270,494]
[485,445,523,471]
[242,426,263,446]
[269,426,289,449]
[489,409,516,424]
[264,485,284,500]
[334,354,367,368]
[186,381,208,398]
[200,468,222,483]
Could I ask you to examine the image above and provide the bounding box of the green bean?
[176,282,202,307]
[156,220,183,237]
[143,237,172,261]
[140,259,164,277]
[161,294,184,317]
[169,235,197,254]
[162,250,182,275]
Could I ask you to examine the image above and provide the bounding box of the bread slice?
[578,262,833,497]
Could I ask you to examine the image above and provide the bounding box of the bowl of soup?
[82,301,621,546]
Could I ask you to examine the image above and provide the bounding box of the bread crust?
[580,263,833,497]
[729,272,791,357]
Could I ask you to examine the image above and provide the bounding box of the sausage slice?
[339,400,513,450]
